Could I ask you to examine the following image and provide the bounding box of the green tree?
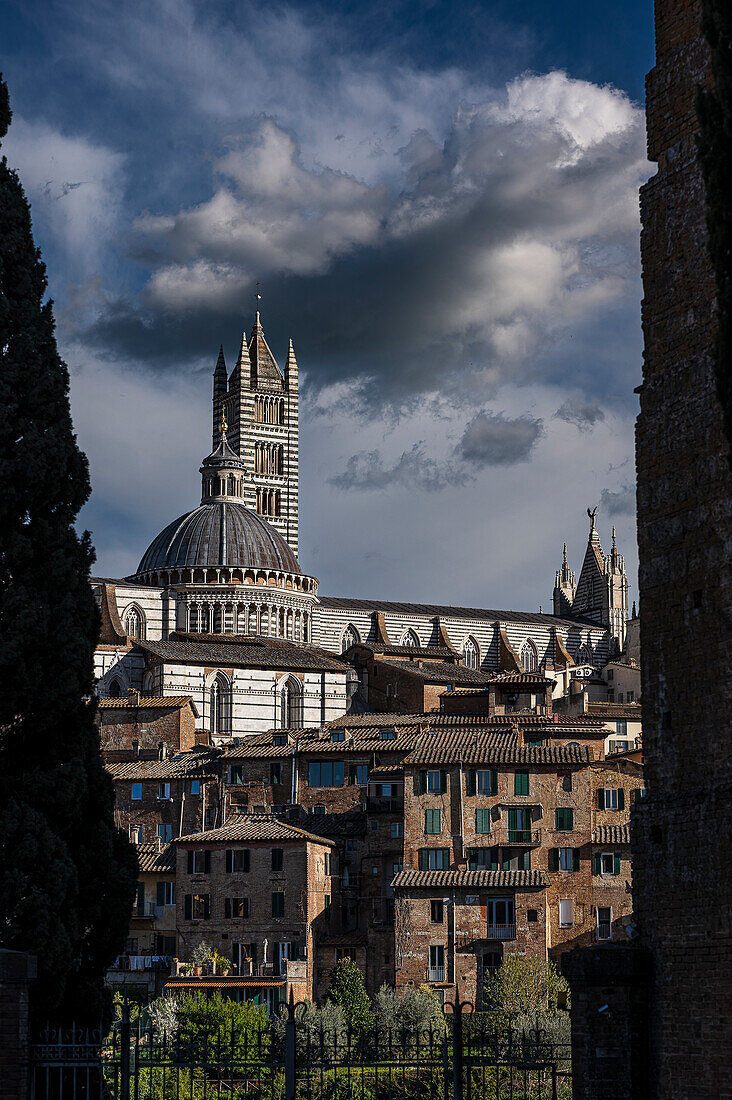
[483,955,569,1019]
[176,993,269,1060]
[325,958,374,1034]
[0,73,137,1026]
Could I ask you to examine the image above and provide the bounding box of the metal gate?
[30,996,571,1100]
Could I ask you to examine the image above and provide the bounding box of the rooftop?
[593,824,631,845]
[176,813,336,846]
[137,635,350,673]
[98,695,195,710]
[403,734,592,766]
[391,869,549,889]
[136,844,176,872]
[318,595,601,631]
[107,753,217,780]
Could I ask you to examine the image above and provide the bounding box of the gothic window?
[577,643,594,667]
[341,625,360,653]
[401,629,420,647]
[123,605,145,641]
[209,674,232,739]
[108,679,122,698]
[520,639,538,672]
[463,636,479,670]
[281,677,302,729]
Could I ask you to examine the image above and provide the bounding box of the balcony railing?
[595,922,612,941]
[485,923,516,940]
[495,828,542,846]
[427,966,446,982]
[112,955,172,972]
[367,797,404,813]
[132,902,162,920]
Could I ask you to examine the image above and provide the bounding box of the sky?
[1,0,654,611]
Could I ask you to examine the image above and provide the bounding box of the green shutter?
[467,770,476,795]
[419,849,428,871]
[549,848,558,872]
[136,882,145,914]
[514,771,529,796]
[618,789,625,811]
[594,853,601,875]
[491,770,498,795]
[573,848,580,872]
[475,808,490,834]
[508,807,517,831]
[187,851,194,874]
[442,848,450,868]
[614,852,621,876]
[420,771,427,794]
[597,789,605,810]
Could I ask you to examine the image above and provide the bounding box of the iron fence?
[30,994,571,1100]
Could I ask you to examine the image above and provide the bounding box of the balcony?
[485,924,516,940]
[132,902,162,921]
[112,955,172,972]
[427,966,446,982]
[367,797,404,813]
[494,828,542,846]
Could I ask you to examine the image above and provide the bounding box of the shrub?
[325,959,374,1034]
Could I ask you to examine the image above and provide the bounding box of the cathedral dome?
[135,502,301,576]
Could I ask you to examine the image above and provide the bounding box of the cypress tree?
[0,74,138,1026]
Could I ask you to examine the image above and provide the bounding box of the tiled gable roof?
[176,814,336,846]
[372,658,497,685]
[391,869,549,889]
[403,734,591,766]
[137,636,349,673]
[107,753,217,779]
[318,595,600,630]
[98,696,194,710]
[136,843,176,872]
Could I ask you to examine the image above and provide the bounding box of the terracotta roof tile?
[107,753,217,779]
[403,734,591,766]
[391,869,549,889]
[99,696,195,709]
[593,824,631,845]
[176,813,336,846]
[136,843,176,872]
[138,637,349,673]
[372,658,497,685]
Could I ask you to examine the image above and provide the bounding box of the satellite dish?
[624,922,639,939]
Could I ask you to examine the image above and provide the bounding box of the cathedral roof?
[134,502,300,576]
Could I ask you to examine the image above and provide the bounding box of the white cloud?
[2,118,124,278]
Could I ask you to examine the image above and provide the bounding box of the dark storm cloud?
[554,396,606,431]
[456,411,543,467]
[600,483,635,516]
[77,76,648,418]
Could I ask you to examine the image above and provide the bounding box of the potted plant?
[214,952,232,976]
[178,963,193,977]
[191,941,212,977]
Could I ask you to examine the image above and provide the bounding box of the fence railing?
[30,994,571,1100]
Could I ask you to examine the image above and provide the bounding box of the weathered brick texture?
[633,0,732,1096]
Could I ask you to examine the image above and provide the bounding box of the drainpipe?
[291,741,298,806]
[450,891,457,989]
[179,787,186,837]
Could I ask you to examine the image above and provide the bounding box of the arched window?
[123,605,145,641]
[577,644,593,667]
[108,679,122,698]
[209,673,231,739]
[280,677,302,729]
[341,625,360,653]
[401,629,420,647]
[520,639,538,672]
[463,636,479,670]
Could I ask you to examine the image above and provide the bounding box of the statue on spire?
[587,506,598,532]
[220,409,228,436]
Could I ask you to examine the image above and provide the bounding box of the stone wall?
[633,0,732,1095]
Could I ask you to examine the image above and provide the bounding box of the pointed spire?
[213,343,228,398]
[230,330,251,389]
[612,526,617,548]
[563,542,568,566]
[285,338,298,390]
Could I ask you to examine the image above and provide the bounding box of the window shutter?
[491,770,498,795]
[184,894,192,920]
[419,850,428,871]
[490,846,499,870]
[349,765,356,785]
[440,771,447,794]
[187,851,194,874]
[244,849,251,872]
[156,881,165,907]
[614,852,621,876]
[204,895,210,919]
[225,897,231,919]
[468,771,476,795]
[442,848,450,868]
[204,850,211,874]
[618,789,625,811]
[550,848,559,872]
[508,808,517,831]
[420,771,427,794]
[597,789,605,810]
[593,853,601,875]
[573,848,580,872]
[136,882,145,914]
[226,850,233,874]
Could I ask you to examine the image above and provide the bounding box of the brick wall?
[114,776,219,844]
[634,0,732,1096]
[99,700,197,755]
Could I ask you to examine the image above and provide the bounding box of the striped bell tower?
[212,308,300,560]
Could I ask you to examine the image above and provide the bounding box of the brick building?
[98,691,201,759]
[109,754,221,846]
[107,844,177,998]
[630,0,732,1094]
[171,815,336,1008]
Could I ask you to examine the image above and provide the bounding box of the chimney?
[127,688,140,706]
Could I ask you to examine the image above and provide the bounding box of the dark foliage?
[697,0,732,465]
[0,73,138,1026]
